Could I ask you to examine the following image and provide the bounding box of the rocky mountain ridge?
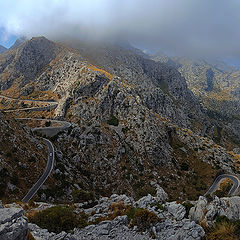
[0,45,7,54]
[1,36,240,240]
[0,37,239,203]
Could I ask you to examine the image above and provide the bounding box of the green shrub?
[29,205,86,233]
[122,127,129,134]
[215,215,230,224]
[182,202,194,218]
[180,162,189,171]
[107,115,119,126]
[45,121,51,127]
[10,175,19,185]
[72,189,95,203]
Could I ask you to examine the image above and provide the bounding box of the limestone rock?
[0,206,28,240]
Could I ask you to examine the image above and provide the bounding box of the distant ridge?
[9,37,27,50]
[0,45,7,54]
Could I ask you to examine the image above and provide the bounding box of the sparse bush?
[45,121,51,127]
[206,221,237,240]
[10,175,19,185]
[72,189,95,203]
[107,115,119,126]
[206,194,213,202]
[182,202,194,218]
[215,215,230,224]
[5,152,12,158]
[122,127,129,134]
[29,205,84,233]
[180,162,189,171]
[131,208,160,232]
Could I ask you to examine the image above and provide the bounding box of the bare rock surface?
[190,195,240,226]
[0,205,28,240]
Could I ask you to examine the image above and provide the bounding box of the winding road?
[0,94,71,202]
[22,138,55,203]
[205,174,240,196]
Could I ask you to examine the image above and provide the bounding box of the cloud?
[0,0,240,58]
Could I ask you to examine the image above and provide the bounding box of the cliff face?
[70,42,205,129]
[0,37,60,91]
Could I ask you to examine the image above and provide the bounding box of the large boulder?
[0,206,28,240]
[165,202,186,221]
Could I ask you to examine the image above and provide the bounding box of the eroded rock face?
[0,206,28,240]
[190,196,240,226]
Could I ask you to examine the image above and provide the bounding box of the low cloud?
[1,0,240,58]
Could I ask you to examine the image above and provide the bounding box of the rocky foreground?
[2,185,240,240]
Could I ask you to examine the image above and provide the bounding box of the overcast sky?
[0,0,240,61]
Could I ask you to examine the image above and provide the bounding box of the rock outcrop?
[0,205,28,240]
[27,192,204,240]
[190,195,240,226]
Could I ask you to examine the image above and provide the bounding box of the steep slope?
[152,54,240,148]
[0,37,61,92]
[0,45,7,54]
[0,112,48,201]
[68,42,205,130]
[9,37,27,50]
[152,54,240,120]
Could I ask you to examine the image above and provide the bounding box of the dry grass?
[88,64,114,80]
[206,222,238,240]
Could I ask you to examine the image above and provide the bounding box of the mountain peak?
[9,37,27,50]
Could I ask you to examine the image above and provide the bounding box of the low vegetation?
[29,205,88,233]
[107,115,119,126]
[213,178,233,198]
[206,216,240,240]
[72,189,95,203]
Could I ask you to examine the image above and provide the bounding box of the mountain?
[9,37,27,50]
[0,36,237,203]
[1,36,240,239]
[0,45,7,54]
[152,53,240,148]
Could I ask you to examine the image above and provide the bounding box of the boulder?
[165,202,186,220]
[0,206,28,240]
[155,185,168,203]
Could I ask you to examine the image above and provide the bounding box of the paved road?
[16,118,71,130]
[0,94,71,202]
[205,174,240,196]
[22,138,55,203]
[0,94,58,112]
[16,118,71,137]
[0,94,57,104]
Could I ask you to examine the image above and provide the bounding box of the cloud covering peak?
[1,0,240,58]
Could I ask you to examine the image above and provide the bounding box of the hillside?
[0,37,238,204]
[0,111,48,201]
[152,53,240,149]
[0,45,7,54]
